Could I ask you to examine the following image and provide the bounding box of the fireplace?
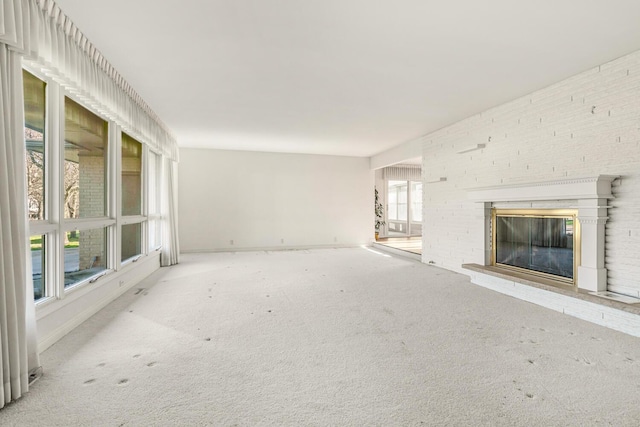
[492,209,579,284]
[468,176,618,292]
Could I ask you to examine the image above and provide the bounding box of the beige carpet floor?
[2,247,640,426]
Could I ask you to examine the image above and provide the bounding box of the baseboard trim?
[181,243,368,254]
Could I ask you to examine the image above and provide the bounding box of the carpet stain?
[576,357,593,366]
[96,363,106,367]
[147,362,158,367]
[117,379,129,385]
[205,337,211,341]
[133,354,141,358]
[83,379,96,385]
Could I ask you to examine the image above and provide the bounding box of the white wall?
[420,50,640,297]
[179,149,373,252]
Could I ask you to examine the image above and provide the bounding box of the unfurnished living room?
[3,1,640,426]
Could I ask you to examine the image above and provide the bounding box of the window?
[121,223,142,261]
[148,150,162,251]
[64,228,108,288]
[122,133,142,216]
[63,98,111,289]
[30,235,45,300]
[23,67,158,303]
[397,183,408,221]
[388,182,398,221]
[387,179,422,236]
[388,181,408,221]
[121,133,144,263]
[64,97,108,219]
[24,70,48,301]
[24,71,46,221]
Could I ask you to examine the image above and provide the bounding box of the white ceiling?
[54,0,640,157]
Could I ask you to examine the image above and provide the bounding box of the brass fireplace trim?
[491,208,581,286]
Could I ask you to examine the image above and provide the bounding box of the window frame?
[119,131,147,265]
[23,63,158,308]
[24,67,57,304]
[60,92,115,293]
[147,149,162,252]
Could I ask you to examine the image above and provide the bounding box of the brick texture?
[79,154,106,269]
[421,50,640,297]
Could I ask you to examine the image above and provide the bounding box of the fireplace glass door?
[493,210,578,282]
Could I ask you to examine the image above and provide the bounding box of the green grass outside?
[30,234,79,250]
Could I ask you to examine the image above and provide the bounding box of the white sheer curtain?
[0,0,180,407]
[0,43,37,409]
[1,0,179,161]
[161,158,180,267]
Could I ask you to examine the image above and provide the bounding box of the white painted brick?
[422,49,640,296]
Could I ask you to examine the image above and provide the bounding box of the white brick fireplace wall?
[419,49,640,298]
[467,176,618,292]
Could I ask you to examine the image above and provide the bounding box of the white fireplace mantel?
[467,175,620,292]
[467,175,619,203]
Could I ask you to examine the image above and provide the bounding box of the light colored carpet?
[2,247,640,426]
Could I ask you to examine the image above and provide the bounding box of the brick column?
[79,154,105,269]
